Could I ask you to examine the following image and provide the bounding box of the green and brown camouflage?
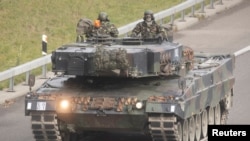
[91,21,119,38]
[76,17,119,43]
[93,46,129,71]
[131,21,167,39]
[26,42,235,141]
[130,10,172,42]
[76,18,93,42]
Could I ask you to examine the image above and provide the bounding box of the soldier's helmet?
[98,12,109,22]
[143,10,155,21]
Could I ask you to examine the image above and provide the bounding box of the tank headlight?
[135,101,143,109]
[60,100,70,109]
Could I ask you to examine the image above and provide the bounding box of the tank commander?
[76,12,119,42]
[130,10,167,40]
[76,18,93,42]
[91,12,119,38]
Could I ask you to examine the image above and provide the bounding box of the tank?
[25,36,235,141]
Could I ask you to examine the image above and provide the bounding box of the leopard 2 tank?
[25,36,235,141]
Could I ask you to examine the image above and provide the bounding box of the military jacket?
[91,21,119,37]
[131,21,166,38]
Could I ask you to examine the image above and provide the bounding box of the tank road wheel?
[214,104,221,125]
[188,116,195,141]
[177,122,183,141]
[208,107,215,125]
[194,114,201,141]
[182,119,189,141]
[201,110,208,138]
[220,109,229,125]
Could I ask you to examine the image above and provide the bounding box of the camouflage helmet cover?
[98,12,109,21]
[143,10,154,20]
[144,10,153,15]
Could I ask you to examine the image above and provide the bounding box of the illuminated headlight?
[135,101,143,109]
[60,100,70,109]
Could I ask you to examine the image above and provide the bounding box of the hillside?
[0,0,180,71]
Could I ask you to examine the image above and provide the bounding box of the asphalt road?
[1,0,250,141]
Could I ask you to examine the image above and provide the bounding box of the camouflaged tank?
[25,36,235,141]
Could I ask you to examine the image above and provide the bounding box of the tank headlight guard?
[135,101,143,109]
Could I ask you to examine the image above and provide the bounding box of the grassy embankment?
[0,0,182,89]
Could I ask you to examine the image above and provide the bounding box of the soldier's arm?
[157,25,168,39]
[110,24,119,37]
[131,22,142,37]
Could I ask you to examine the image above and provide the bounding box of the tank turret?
[51,36,193,78]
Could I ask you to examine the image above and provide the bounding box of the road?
[1,0,250,141]
[174,0,250,124]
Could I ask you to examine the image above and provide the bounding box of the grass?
[0,0,181,89]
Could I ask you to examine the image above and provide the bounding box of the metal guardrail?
[0,55,52,92]
[0,0,224,91]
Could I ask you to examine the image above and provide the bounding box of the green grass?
[0,0,181,89]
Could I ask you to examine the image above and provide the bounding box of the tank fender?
[145,102,184,118]
[25,99,56,116]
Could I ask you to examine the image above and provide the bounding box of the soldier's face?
[145,14,152,22]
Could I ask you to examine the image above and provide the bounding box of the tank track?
[148,114,208,141]
[31,112,62,141]
[148,114,180,141]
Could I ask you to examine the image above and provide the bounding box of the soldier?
[91,12,119,38]
[76,18,93,42]
[130,10,167,40]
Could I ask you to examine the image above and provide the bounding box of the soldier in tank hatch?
[130,10,167,40]
[76,18,93,42]
[76,12,119,42]
[91,12,119,38]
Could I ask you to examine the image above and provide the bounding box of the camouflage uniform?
[131,21,166,38]
[76,18,93,42]
[91,12,119,37]
[91,21,119,37]
[131,10,167,39]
